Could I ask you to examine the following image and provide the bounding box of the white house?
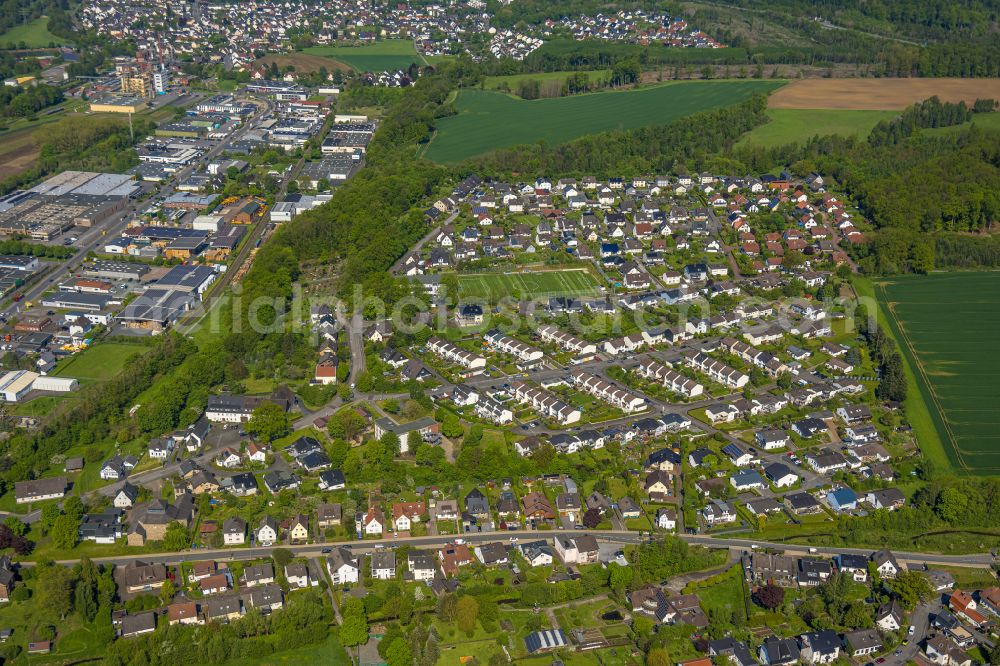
[256,517,278,547]
[327,548,360,584]
[656,507,676,530]
[223,517,246,546]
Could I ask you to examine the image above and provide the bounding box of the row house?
[483,330,543,363]
[511,381,581,425]
[570,370,647,413]
[684,352,749,389]
[536,324,598,356]
[721,338,789,377]
[635,358,704,397]
[426,336,486,370]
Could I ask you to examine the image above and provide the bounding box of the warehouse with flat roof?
[0,370,39,402]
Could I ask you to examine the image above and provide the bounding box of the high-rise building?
[120,73,152,98]
[152,69,168,94]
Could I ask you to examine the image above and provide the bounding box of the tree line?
[468,93,770,178]
[0,83,62,119]
[101,590,332,666]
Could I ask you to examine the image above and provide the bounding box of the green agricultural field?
[0,16,64,47]
[458,269,603,302]
[304,40,424,72]
[52,342,149,381]
[875,272,1000,475]
[737,108,899,147]
[424,80,784,163]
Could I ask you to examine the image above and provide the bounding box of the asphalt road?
[31,528,998,569]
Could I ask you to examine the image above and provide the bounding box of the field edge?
[853,276,957,475]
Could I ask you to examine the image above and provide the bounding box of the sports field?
[52,342,148,381]
[769,77,1000,110]
[875,272,1000,475]
[0,16,63,47]
[423,80,785,163]
[737,108,898,147]
[458,269,603,302]
[304,40,424,72]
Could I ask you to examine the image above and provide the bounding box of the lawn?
[12,395,63,416]
[0,16,65,48]
[51,342,149,381]
[304,40,424,72]
[920,111,1000,137]
[684,564,748,620]
[457,268,603,302]
[736,108,898,148]
[220,635,350,665]
[424,80,785,163]
[871,272,1000,474]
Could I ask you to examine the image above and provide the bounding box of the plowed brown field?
[769,77,1000,110]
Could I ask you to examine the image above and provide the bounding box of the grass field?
[873,272,1000,475]
[921,111,1000,136]
[12,395,63,416]
[52,342,148,381]
[457,269,603,302]
[304,40,424,72]
[0,16,64,48]
[221,636,350,665]
[423,80,784,163]
[483,70,611,96]
[737,108,898,147]
[769,77,1000,110]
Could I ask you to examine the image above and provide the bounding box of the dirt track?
[255,53,351,74]
[769,77,1000,110]
[0,131,39,180]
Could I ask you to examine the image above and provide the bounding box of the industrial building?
[41,291,115,312]
[196,95,254,116]
[299,154,359,187]
[116,288,196,332]
[84,260,150,282]
[0,171,140,237]
[0,370,38,402]
[89,96,148,113]
[154,265,217,296]
[245,80,307,100]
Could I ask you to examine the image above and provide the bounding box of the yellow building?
[120,74,152,98]
[90,97,148,113]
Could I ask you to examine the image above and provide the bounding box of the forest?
[0,82,61,118]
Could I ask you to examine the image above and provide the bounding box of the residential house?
[256,517,278,546]
[798,630,841,664]
[285,563,310,589]
[371,550,397,580]
[844,629,883,658]
[326,548,360,584]
[520,540,554,567]
[222,517,246,546]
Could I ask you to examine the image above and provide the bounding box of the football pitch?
[876,272,1000,475]
[458,269,603,302]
